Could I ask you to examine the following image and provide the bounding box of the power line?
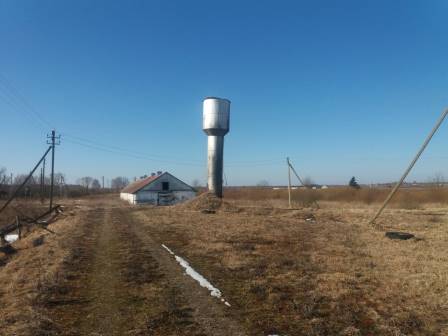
[64,138,205,166]
[0,88,45,132]
[63,133,201,162]
[63,134,284,166]
[0,73,284,167]
[0,73,53,129]
[65,137,284,167]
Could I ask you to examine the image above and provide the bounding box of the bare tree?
[0,167,7,185]
[14,174,38,186]
[111,176,129,190]
[91,179,101,189]
[78,176,93,190]
[431,172,445,187]
[54,172,66,186]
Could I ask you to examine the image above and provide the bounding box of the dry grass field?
[1,189,448,335]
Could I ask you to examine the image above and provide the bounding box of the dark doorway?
[162,182,169,191]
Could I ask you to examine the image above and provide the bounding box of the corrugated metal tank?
[203,97,230,136]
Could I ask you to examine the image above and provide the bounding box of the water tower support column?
[207,135,224,197]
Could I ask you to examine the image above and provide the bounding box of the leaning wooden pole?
[370,108,448,226]
[0,146,52,215]
[288,159,306,187]
[287,157,292,208]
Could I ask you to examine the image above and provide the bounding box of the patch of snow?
[162,244,174,255]
[5,234,18,243]
[162,244,231,307]
[174,255,222,298]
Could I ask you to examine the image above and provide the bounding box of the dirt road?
[37,205,244,336]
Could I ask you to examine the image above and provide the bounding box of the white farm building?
[120,172,196,205]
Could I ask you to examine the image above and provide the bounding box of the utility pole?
[370,108,448,226]
[287,157,292,208]
[40,166,44,203]
[40,158,46,203]
[9,173,13,197]
[47,130,60,211]
[102,176,104,189]
[0,146,52,215]
[42,157,46,197]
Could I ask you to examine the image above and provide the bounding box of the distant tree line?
[0,166,131,199]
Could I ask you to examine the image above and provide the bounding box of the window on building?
[162,182,169,191]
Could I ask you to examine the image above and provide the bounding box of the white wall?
[120,192,136,204]
[121,190,196,205]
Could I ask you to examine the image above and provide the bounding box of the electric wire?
[0,73,53,129]
[63,138,205,166]
[0,73,284,167]
[0,86,50,134]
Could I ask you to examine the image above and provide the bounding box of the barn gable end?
[120,172,196,205]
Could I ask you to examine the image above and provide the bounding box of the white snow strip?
[174,255,222,298]
[162,244,231,307]
[161,244,174,255]
[5,234,18,243]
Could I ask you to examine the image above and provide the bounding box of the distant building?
[120,172,196,205]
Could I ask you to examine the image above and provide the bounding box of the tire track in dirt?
[37,207,166,335]
[37,206,244,336]
[125,208,245,336]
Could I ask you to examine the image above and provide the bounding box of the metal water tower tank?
[203,97,230,198]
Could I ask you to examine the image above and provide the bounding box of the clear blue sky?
[1,0,448,186]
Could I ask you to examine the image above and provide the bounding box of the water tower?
[203,97,230,198]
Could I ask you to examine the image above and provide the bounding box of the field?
[0,189,448,335]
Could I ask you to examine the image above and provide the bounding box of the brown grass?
[2,194,448,335]
[224,187,448,208]
[135,197,448,335]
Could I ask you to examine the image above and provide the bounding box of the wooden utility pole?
[287,157,292,208]
[40,167,44,203]
[42,158,46,196]
[47,130,60,211]
[40,158,46,203]
[0,146,52,215]
[370,108,448,225]
[288,159,306,187]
